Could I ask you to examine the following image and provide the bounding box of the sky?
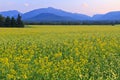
[0,0,120,16]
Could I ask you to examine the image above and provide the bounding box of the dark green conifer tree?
[11,17,16,27]
[0,15,5,27]
[5,16,11,27]
[16,14,24,27]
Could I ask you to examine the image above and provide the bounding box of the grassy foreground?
[0,25,120,80]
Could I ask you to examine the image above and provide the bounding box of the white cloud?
[24,3,29,7]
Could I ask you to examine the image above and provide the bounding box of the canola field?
[0,25,120,80]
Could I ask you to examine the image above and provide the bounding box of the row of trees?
[26,20,120,25]
[0,14,24,27]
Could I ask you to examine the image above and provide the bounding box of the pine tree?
[16,14,24,27]
[11,17,16,27]
[5,16,11,27]
[0,15,5,27]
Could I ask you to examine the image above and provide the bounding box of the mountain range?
[0,7,120,22]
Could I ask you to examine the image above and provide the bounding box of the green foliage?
[11,17,16,27]
[0,15,5,26]
[5,16,11,27]
[16,14,24,27]
[0,25,120,80]
[0,14,24,27]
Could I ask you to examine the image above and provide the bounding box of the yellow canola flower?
[54,52,62,58]
[7,74,14,79]
[0,57,9,66]
[22,74,28,79]
[10,69,16,75]
[22,50,28,54]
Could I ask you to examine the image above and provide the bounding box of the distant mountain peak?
[46,7,62,11]
[0,10,21,14]
[47,7,55,9]
[0,10,22,17]
[22,7,91,20]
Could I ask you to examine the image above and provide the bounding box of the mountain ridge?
[0,7,120,22]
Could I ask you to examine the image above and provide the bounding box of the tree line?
[0,14,24,27]
[26,20,120,25]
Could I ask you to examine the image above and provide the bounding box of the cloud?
[82,3,88,8]
[24,3,29,7]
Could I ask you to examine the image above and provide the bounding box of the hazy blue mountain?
[92,11,120,21]
[99,11,120,20]
[26,13,75,22]
[0,10,22,17]
[92,14,104,20]
[22,7,91,21]
[1,7,120,22]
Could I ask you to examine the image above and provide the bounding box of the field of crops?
[0,25,120,80]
